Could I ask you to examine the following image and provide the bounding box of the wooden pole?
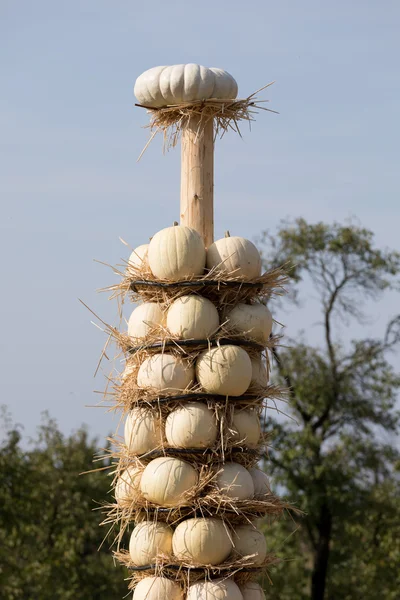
[180,116,214,248]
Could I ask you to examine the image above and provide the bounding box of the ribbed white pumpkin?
[248,468,271,498]
[231,409,261,447]
[129,244,149,270]
[172,518,232,565]
[137,354,194,392]
[165,402,218,449]
[115,466,143,503]
[124,407,162,455]
[250,357,269,388]
[239,582,266,600]
[134,64,238,108]
[148,226,206,281]
[206,236,262,280]
[215,462,255,500]
[233,525,267,565]
[196,346,252,396]
[128,303,165,341]
[140,457,198,507]
[129,521,173,565]
[133,577,183,600]
[166,295,219,340]
[225,304,272,345]
[187,580,243,600]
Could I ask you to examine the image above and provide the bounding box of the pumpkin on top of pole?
[101,63,293,600]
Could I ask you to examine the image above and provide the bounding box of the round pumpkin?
[115,466,143,504]
[134,64,238,108]
[248,468,271,498]
[124,407,162,455]
[129,521,173,566]
[233,525,267,565]
[225,303,272,345]
[239,582,266,600]
[129,244,149,270]
[165,402,218,449]
[250,357,269,388]
[133,577,183,600]
[148,225,206,281]
[206,236,261,280]
[166,295,219,340]
[196,346,252,396]
[172,518,232,565]
[187,579,243,600]
[140,457,198,507]
[231,409,261,447]
[215,462,255,500]
[137,354,194,392]
[128,303,165,342]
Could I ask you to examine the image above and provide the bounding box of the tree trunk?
[311,503,332,600]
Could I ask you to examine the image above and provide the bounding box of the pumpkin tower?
[104,64,290,600]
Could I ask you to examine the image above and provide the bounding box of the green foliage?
[0,411,127,600]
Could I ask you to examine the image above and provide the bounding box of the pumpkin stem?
[224,230,231,238]
[173,221,179,226]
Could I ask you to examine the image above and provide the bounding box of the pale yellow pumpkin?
[137,354,194,392]
[172,518,232,565]
[124,407,162,455]
[165,402,218,449]
[250,356,269,388]
[129,244,149,270]
[148,225,206,281]
[233,525,267,565]
[115,466,143,503]
[187,579,243,600]
[166,295,219,339]
[140,457,198,507]
[129,521,173,566]
[225,303,272,345]
[133,577,183,600]
[248,468,271,498]
[196,345,252,396]
[215,462,254,500]
[128,303,165,342]
[206,237,261,280]
[239,582,266,600]
[231,409,261,448]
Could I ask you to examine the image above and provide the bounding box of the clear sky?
[1,1,399,442]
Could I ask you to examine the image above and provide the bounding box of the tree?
[0,410,127,599]
[258,219,400,600]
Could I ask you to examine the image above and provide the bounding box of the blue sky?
[1,0,399,442]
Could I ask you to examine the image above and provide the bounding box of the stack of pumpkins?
[113,224,280,600]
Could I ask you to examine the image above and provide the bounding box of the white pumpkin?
[129,521,173,566]
[206,236,261,280]
[134,64,238,108]
[187,580,243,600]
[225,304,272,345]
[148,225,206,281]
[129,244,149,270]
[124,407,162,455]
[137,354,194,392]
[133,577,183,600]
[250,357,269,388]
[121,361,136,381]
[248,468,271,498]
[172,518,232,565]
[233,525,267,565]
[166,295,219,340]
[115,466,143,503]
[165,402,218,449]
[239,582,266,600]
[231,409,261,448]
[196,345,252,396]
[215,462,255,500]
[140,457,198,507]
[128,303,165,342]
